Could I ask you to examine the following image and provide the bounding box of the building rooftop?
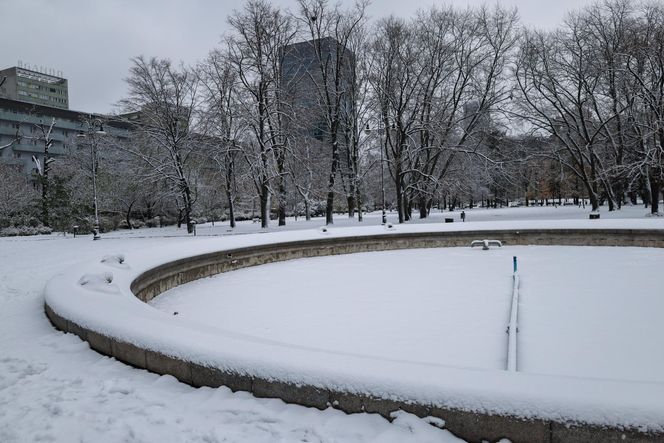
[0,97,133,131]
[0,65,69,110]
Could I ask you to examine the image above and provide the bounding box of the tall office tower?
[280,37,355,141]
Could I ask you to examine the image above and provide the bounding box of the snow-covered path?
[0,235,461,443]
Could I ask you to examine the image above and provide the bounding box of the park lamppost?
[364,123,392,225]
[77,119,106,240]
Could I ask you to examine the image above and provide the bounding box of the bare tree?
[227,0,297,228]
[295,0,368,224]
[622,2,664,213]
[370,5,518,222]
[368,16,421,223]
[515,25,611,211]
[513,0,664,213]
[16,116,57,226]
[286,135,326,220]
[0,163,36,220]
[581,0,635,209]
[198,49,246,228]
[119,56,200,232]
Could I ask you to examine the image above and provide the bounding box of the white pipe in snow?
[507,273,520,371]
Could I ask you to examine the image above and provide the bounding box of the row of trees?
[108,0,528,229]
[3,0,663,234]
[514,0,664,212]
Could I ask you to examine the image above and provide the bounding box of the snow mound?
[101,254,129,269]
[77,272,119,294]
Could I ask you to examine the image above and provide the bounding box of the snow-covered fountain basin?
[149,246,664,383]
[44,221,664,443]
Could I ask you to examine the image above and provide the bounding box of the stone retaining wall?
[45,228,664,443]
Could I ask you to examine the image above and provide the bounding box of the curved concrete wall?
[45,228,664,443]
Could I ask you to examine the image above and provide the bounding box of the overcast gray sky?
[1,0,593,114]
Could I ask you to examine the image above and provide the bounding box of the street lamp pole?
[77,119,106,240]
[91,135,100,240]
[365,124,388,225]
[379,134,387,225]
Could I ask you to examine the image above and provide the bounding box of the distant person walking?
[461,210,466,222]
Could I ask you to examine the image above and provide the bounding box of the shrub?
[98,217,116,233]
[145,217,160,228]
[131,219,145,229]
[0,225,52,237]
[0,227,19,237]
[160,216,178,226]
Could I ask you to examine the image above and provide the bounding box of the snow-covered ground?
[150,246,664,383]
[518,246,664,382]
[2,205,663,442]
[99,204,660,239]
[152,248,513,371]
[0,234,461,443]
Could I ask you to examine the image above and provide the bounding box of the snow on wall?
[44,220,664,432]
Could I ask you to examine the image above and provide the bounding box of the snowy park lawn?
[0,234,461,443]
[2,205,664,442]
[97,204,660,239]
[150,246,664,383]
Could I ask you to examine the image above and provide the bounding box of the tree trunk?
[325,190,334,225]
[404,194,412,221]
[650,176,660,214]
[419,195,427,219]
[183,187,193,234]
[41,175,49,228]
[41,143,50,227]
[396,183,403,223]
[643,174,652,208]
[325,140,340,225]
[260,183,269,229]
[125,201,135,230]
[347,174,356,218]
[628,191,637,205]
[226,189,236,228]
[347,194,356,218]
[277,176,286,227]
[278,196,286,226]
[615,182,624,209]
[581,180,600,211]
[356,185,363,222]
